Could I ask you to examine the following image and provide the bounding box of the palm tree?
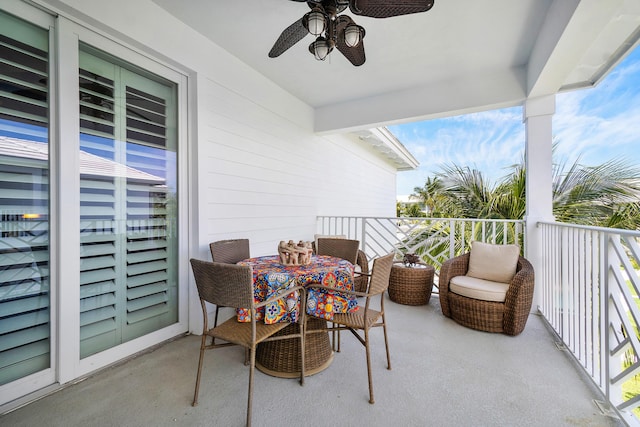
[492,162,526,220]
[552,157,640,228]
[397,201,426,217]
[401,153,640,268]
[410,176,459,217]
[435,164,495,219]
[425,155,640,230]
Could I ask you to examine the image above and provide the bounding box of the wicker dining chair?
[305,252,394,404]
[209,238,250,264]
[315,237,371,290]
[438,244,535,336]
[315,238,359,264]
[189,258,305,427]
[353,250,370,292]
[209,239,251,328]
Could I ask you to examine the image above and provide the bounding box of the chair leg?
[192,334,208,406]
[331,323,336,351]
[299,320,305,386]
[381,313,391,370]
[246,345,255,427]
[364,328,375,404]
[331,323,342,353]
[212,306,220,346]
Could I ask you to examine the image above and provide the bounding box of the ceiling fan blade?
[268,18,308,58]
[336,39,365,66]
[288,0,323,6]
[349,0,434,18]
[335,15,366,66]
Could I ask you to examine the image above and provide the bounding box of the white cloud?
[393,47,640,195]
[553,55,640,167]
[392,106,525,193]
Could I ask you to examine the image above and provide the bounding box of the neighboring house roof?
[396,194,422,204]
[0,135,164,183]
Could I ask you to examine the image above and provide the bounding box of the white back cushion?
[467,241,520,283]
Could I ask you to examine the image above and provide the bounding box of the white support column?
[523,95,555,311]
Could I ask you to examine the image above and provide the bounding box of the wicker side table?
[388,262,435,305]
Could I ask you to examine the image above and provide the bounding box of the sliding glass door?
[0,11,50,385]
[78,47,178,358]
[0,5,184,405]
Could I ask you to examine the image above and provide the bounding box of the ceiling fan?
[268,0,435,66]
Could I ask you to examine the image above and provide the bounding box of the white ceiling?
[152,0,640,132]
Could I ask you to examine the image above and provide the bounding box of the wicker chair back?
[316,238,360,265]
[190,258,254,310]
[367,252,394,295]
[209,238,250,264]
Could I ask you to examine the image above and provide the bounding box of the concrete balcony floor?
[1,296,625,427]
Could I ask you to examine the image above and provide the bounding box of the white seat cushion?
[467,241,520,283]
[450,275,510,302]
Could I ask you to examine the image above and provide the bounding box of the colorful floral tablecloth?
[237,255,358,324]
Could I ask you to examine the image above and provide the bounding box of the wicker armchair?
[439,252,535,336]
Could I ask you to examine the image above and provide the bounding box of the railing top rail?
[537,220,640,237]
[318,216,524,223]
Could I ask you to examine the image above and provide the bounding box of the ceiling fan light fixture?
[272,0,436,66]
[309,36,333,61]
[344,23,365,48]
[304,9,327,36]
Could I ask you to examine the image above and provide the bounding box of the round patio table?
[238,255,356,377]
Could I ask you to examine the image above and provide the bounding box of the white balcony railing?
[539,221,640,426]
[317,216,524,299]
[317,216,525,273]
[318,216,640,425]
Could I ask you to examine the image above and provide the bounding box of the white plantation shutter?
[0,12,50,385]
[78,48,177,357]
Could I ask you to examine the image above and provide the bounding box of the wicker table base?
[255,317,333,378]
[388,262,435,305]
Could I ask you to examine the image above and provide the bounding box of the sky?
[389,44,640,196]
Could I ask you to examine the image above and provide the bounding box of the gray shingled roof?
[0,135,164,183]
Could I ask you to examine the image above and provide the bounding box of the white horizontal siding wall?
[199,77,397,257]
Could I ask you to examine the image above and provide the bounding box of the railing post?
[449,219,455,258]
[603,232,612,405]
[361,217,367,257]
[561,226,569,343]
